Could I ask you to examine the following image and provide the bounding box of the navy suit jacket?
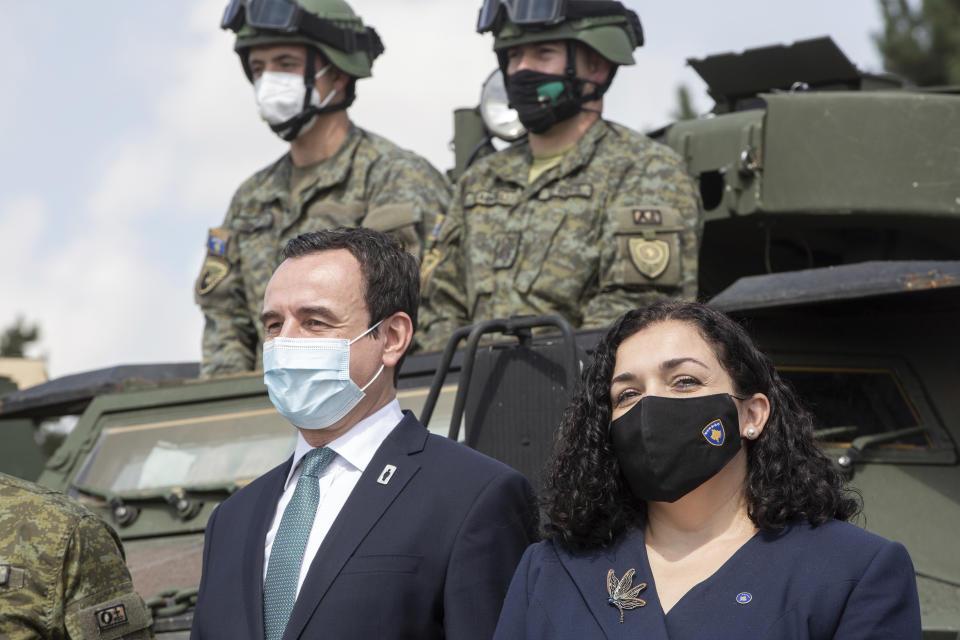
[494,520,921,639]
[191,411,538,640]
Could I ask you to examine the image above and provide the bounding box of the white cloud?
[0,196,46,270]
[85,139,175,224]
[0,195,201,377]
[36,227,201,375]
[0,11,23,124]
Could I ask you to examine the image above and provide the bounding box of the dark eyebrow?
[297,305,338,321]
[661,357,709,371]
[259,310,281,325]
[610,357,709,385]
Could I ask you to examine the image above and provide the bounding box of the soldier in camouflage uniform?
[0,472,154,639]
[418,0,702,350]
[197,0,451,376]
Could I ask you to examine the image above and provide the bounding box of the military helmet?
[222,0,384,78]
[478,0,643,66]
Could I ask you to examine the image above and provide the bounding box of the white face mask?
[253,66,338,134]
[262,320,384,430]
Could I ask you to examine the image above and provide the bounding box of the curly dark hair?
[541,301,861,551]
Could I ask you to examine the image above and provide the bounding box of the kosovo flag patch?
[702,419,725,446]
[206,227,230,256]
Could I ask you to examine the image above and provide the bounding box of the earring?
[745,427,757,439]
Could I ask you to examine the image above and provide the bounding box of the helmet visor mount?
[478,0,643,49]
[222,0,299,32]
[222,0,385,59]
[477,0,563,33]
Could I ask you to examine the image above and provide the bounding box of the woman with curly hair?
[494,301,920,639]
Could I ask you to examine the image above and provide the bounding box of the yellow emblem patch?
[196,255,230,296]
[628,238,670,279]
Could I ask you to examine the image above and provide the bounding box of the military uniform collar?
[557,118,611,177]
[489,119,612,188]
[251,124,365,205]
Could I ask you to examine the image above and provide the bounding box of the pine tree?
[0,316,41,358]
[671,85,698,121]
[874,0,960,86]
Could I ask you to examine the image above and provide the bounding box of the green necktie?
[263,447,336,640]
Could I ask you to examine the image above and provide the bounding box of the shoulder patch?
[74,592,153,640]
[429,214,445,241]
[196,255,231,296]
[628,238,670,279]
[206,228,230,256]
[95,603,129,631]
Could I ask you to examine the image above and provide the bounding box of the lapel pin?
[606,568,646,623]
[377,464,397,485]
[736,592,753,604]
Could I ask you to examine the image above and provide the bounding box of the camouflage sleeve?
[417,180,469,352]
[62,515,154,639]
[361,153,452,260]
[194,192,259,378]
[581,146,702,328]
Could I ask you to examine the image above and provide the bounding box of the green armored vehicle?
[1,37,958,638]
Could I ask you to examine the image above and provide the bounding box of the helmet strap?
[302,47,316,111]
[570,41,618,106]
[269,47,353,141]
[565,40,578,80]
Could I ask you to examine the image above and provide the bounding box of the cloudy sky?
[0,0,887,378]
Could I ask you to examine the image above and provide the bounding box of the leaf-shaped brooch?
[606,568,647,623]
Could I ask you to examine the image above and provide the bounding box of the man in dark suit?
[190,227,538,640]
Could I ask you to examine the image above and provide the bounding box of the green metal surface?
[761,92,960,216]
[0,418,46,481]
[0,376,46,480]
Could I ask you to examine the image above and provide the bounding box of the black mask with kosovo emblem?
[609,393,743,503]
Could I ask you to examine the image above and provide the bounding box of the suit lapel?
[243,458,293,640]
[283,413,427,640]
[556,527,670,640]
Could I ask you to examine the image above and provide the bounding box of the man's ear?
[582,48,612,86]
[380,312,413,369]
[330,67,351,94]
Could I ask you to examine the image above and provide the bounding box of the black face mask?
[504,69,599,134]
[609,393,743,503]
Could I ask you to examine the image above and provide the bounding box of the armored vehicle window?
[73,407,295,495]
[772,361,956,467]
[779,367,926,448]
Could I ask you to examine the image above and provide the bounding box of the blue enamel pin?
[736,592,753,604]
[702,419,725,446]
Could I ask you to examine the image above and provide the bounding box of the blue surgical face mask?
[262,320,384,430]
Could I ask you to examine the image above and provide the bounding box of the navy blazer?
[494,520,921,639]
[191,412,538,640]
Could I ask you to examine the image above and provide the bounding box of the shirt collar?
[285,398,403,488]
[490,119,610,186]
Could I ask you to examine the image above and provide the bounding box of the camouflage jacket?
[0,473,154,640]
[418,119,702,350]
[195,125,451,377]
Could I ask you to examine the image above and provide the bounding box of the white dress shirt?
[262,399,404,597]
